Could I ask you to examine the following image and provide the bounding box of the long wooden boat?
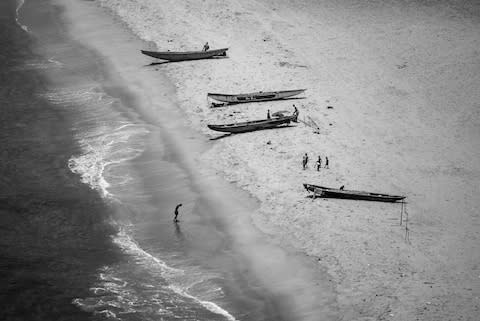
[208,113,298,134]
[141,48,228,62]
[303,183,405,203]
[207,89,306,104]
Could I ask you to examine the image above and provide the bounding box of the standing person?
[292,104,299,121]
[267,109,271,119]
[302,153,309,170]
[174,203,182,222]
[325,156,329,169]
[316,156,322,171]
[203,42,209,51]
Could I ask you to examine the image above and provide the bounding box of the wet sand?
[54,0,339,320]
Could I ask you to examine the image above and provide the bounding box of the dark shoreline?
[0,1,120,320]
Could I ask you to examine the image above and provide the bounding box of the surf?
[15,0,29,32]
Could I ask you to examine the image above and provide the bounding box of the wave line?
[15,0,29,32]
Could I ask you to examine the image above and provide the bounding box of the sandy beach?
[49,0,480,320]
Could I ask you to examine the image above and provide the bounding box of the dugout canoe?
[303,183,405,202]
[207,89,306,104]
[208,112,298,134]
[141,48,228,62]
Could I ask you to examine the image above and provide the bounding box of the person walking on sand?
[267,109,271,119]
[302,153,309,170]
[325,156,329,169]
[316,156,322,171]
[203,42,210,51]
[174,203,182,222]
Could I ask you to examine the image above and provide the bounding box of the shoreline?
[56,0,339,320]
[57,0,479,320]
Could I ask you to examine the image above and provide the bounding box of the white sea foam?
[74,229,237,320]
[41,86,150,199]
[95,310,117,319]
[15,0,29,32]
[113,229,183,276]
[67,136,147,199]
[113,229,237,320]
[168,284,237,321]
[13,57,64,71]
[40,87,111,107]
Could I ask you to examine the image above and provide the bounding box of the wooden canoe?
[303,183,405,202]
[207,89,306,104]
[208,113,298,134]
[141,48,228,62]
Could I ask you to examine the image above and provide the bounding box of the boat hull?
[208,115,296,133]
[208,89,306,104]
[303,183,405,202]
[141,48,228,61]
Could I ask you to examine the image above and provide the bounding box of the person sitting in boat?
[203,42,210,51]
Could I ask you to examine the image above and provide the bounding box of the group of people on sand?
[303,153,329,171]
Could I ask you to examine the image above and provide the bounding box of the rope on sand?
[299,115,321,133]
[400,201,411,244]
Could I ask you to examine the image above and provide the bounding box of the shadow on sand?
[144,55,229,67]
[208,124,297,140]
[209,133,233,141]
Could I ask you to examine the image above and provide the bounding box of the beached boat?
[303,183,405,202]
[141,48,228,62]
[207,89,306,104]
[208,111,298,134]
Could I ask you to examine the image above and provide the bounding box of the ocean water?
[2,1,298,320]
[0,1,119,320]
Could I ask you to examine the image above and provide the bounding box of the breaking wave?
[73,229,236,321]
[41,86,149,199]
[15,0,29,32]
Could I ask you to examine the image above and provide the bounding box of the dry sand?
[68,0,479,320]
